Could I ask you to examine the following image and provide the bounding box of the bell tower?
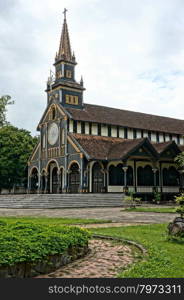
[46,9,85,109]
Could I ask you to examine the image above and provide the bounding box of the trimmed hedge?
[0,221,91,266]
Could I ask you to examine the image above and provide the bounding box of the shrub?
[152,191,161,204]
[124,191,141,208]
[0,221,91,266]
[175,193,184,218]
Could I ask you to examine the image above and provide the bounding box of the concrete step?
[0,193,124,208]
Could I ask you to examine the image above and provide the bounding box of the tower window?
[65,95,79,105]
[66,95,70,104]
[66,70,72,78]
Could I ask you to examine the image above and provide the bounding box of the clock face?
[48,123,59,145]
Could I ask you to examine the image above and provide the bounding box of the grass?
[0,216,111,225]
[123,207,177,213]
[90,224,184,278]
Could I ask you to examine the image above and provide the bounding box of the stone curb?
[92,234,147,256]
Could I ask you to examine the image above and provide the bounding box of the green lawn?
[0,217,111,225]
[123,207,177,213]
[90,224,184,278]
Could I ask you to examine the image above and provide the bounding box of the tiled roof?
[70,133,177,160]
[66,103,184,135]
[151,141,173,153]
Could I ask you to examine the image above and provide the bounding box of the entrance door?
[69,163,80,193]
[52,167,58,193]
[92,163,104,193]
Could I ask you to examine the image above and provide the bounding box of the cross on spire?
[63,8,68,20]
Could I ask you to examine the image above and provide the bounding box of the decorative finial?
[80,76,83,86]
[63,8,68,20]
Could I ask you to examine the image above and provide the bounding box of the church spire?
[57,8,75,63]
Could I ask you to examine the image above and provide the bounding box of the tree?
[174,152,184,168]
[0,125,38,190]
[0,95,14,127]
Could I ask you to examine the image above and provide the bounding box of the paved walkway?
[0,207,176,224]
[36,239,134,278]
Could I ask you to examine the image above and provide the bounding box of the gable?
[37,103,67,130]
[159,143,181,159]
[122,139,158,160]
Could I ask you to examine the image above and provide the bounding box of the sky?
[1,0,184,135]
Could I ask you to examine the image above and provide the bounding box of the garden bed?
[0,220,90,278]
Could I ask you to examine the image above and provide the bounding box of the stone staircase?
[0,193,124,209]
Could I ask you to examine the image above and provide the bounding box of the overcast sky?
[1,0,184,135]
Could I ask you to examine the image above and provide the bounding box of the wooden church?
[28,10,184,198]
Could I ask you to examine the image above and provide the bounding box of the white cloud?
[0,0,184,135]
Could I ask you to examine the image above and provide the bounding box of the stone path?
[0,207,177,224]
[36,239,134,278]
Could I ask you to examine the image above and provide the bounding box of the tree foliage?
[174,152,184,168]
[0,95,14,127]
[0,125,38,190]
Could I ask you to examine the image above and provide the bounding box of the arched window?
[109,166,117,186]
[137,165,154,186]
[163,168,168,186]
[69,163,80,193]
[163,167,179,186]
[92,162,104,193]
[144,165,154,186]
[169,167,179,186]
[109,164,124,186]
[30,168,38,192]
[137,167,144,186]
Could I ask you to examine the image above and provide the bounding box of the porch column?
[80,154,83,193]
[62,169,67,193]
[152,168,158,187]
[57,170,61,193]
[66,170,71,193]
[39,175,43,194]
[27,175,31,194]
[122,166,128,193]
[83,169,88,192]
[104,169,108,193]
[159,162,162,193]
[134,160,137,193]
[44,173,49,194]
